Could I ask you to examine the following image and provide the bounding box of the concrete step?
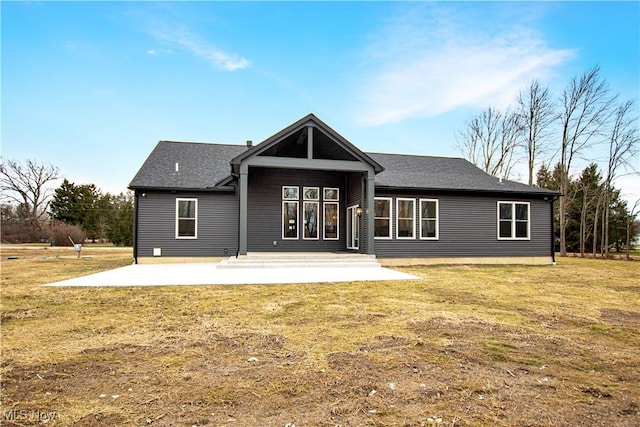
[217,252,381,269]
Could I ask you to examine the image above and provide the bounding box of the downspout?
[133,190,139,264]
[550,196,556,265]
[236,183,240,259]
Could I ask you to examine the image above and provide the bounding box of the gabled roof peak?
[230,113,384,173]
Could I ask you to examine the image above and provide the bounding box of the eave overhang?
[230,113,384,175]
[374,185,562,199]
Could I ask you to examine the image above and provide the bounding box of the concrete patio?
[44,253,419,287]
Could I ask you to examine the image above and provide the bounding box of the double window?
[497,201,530,240]
[323,187,339,240]
[282,186,299,239]
[303,187,319,240]
[419,199,439,239]
[396,198,416,239]
[374,198,392,238]
[176,198,197,239]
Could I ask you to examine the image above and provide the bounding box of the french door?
[347,205,359,250]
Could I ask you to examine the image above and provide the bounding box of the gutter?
[374,185,561,198]
[129,185,236,193]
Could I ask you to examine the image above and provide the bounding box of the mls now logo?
[3,409,57,422]
[3,410,28,420]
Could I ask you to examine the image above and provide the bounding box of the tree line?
[1,159,133,246]
[458,66,639,257]
[537,163,639,260]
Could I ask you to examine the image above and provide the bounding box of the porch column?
[307,126,313,159]
[366,169,375,255]
[238,164,248,256]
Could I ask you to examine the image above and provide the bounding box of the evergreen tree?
[106,192,133,246]
[49,179,82,224]
[574,164,603,255]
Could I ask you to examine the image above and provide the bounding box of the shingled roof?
[129,141,246,190]
[369,152,558,196]
[130,141,558,196]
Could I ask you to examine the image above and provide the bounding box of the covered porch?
[231,114,383,256]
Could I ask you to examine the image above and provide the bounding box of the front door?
[347,205,359,250]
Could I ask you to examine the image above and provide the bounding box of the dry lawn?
[1,247,639,426]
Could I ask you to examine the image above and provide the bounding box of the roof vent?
[246,140,253,147]
[175,162,179,172]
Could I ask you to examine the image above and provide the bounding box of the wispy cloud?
[146,21,250,71]
[146,48,173,56]
[353,4,574,126]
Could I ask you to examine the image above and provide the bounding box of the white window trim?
[282,186,299,200]
[323,187,339,201]
[396,198,416,240]
[303,201,320,240]
[419,198,439,240]
[497,201,531,240]
[323,201,340,240]
[175,198,198,239]
[282,200,299,240]
[374,197,392,240]
[303,187,319,201]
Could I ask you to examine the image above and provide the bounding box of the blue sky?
[2,1,639,202]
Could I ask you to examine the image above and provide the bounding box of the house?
[129,114,559,265]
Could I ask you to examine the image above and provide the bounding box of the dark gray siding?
[346,172,367,253]
[247,167,347,251]
[374,191,552,258]
[137,191,238,258]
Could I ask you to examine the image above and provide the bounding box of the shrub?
[44,221,87,246]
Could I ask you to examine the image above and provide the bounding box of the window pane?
[515,221,528,238]
[304,187,319,201]
[515,204,528,220]
[283,202,298,238]
[179,200,195,218]
[283,186,299,200]
[324,188,339,201]
[324,203,338,239]
[398,200,413,218]
[375,199,390,217]
[398,219,414,237]
[304,202,318,238]
[374,219,390,237]
[178,219,196,237]
[422,219,436,238]
[421,201,436,219]
[499,220,512,238]
[499,203,512,220]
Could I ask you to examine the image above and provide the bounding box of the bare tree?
[557,66,616,256]
[515,80,556,185]
[602,100,640,257]
[0,158,60,238]
[458,106,521,179]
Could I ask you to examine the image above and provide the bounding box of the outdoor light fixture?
[356,206,363,216]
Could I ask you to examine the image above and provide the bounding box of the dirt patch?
[358,334,411,352]
[1,307,38,322]
[600,308,640,327]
